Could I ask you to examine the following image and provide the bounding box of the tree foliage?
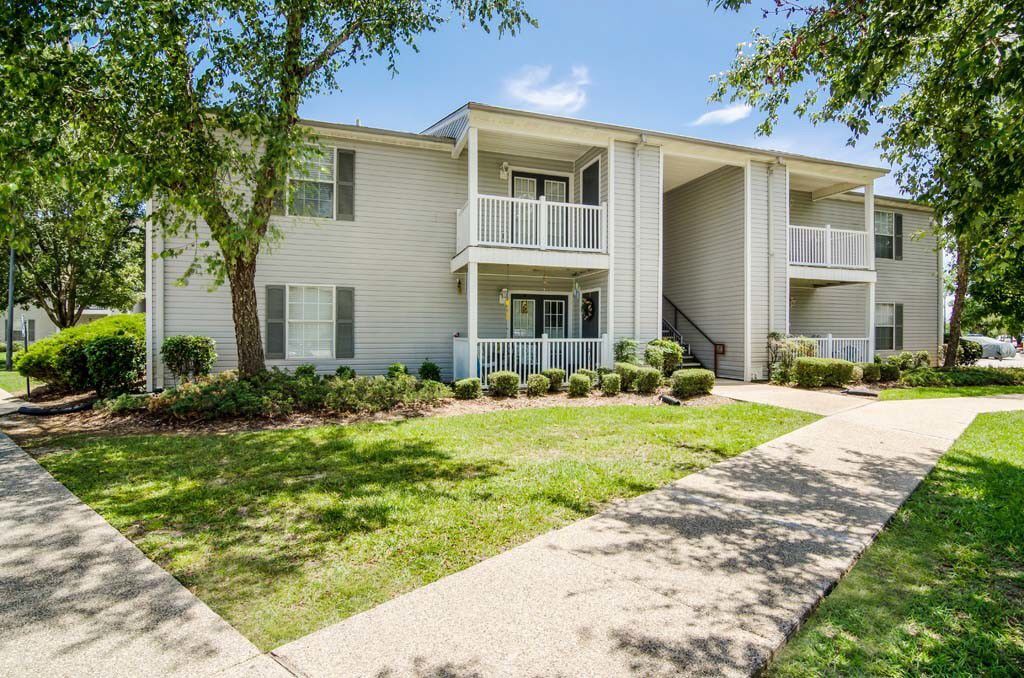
[3,0,534,374]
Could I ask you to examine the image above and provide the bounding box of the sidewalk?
[0,433,273,677]
[271,395,1024,677]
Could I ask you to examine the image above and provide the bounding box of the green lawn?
[35,402,815,649]
[0,369,34,395]
[880,385,1024,400]
[769,411,1024,676]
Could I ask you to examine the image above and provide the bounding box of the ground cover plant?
[36,403,816,649]
[769,411,1024,676]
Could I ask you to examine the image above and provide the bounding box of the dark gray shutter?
[336,149,354,221]
[26,319,34,342]
[265,286,286,359]
[894,213,903,260]
[335,287,354,358]
[894,303,904,350]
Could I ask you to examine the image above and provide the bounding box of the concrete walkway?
[271,394,1024,677]
[0,386,27,415]
[0,433,276,678]
[712,380,868,416]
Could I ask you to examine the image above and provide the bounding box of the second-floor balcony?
[457,194,607,255]
[788,224,871,269]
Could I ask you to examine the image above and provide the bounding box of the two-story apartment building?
[145,103,943,388]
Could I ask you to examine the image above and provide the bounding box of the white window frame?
[506,166,574,202]
[278,145,338,220]
[875,301,897,351]
[874,210,895,260]
[505,290,573,338]
[285,284,336,359]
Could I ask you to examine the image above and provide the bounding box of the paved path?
[0,386,26,415]
[0,433,274,678]
[271,395,1024,677]
[712,380,868,416]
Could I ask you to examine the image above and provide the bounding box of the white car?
[964,334,1017,360]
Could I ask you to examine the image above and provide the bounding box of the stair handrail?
[663,295,726,376]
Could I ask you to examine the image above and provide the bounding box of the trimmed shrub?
[886,352,917,371]
[900,366,1024,388]
[647,338,684,374]
[149,372,288,420]
[335,365,356,380]
[601,372,621,396]
[488,371,519,397]
[387,362,409,379]
[95,393,151,414]
[568,373,591,397]
[161,335,216,382]
[767,334,818,384]
[614,338,639,364]
[634,366,663,394]
[325,374,419,413]
[84,334,145,396]
[526,373,550,397]
[959,339,983,366]
[15,313,145,390]
[453,377,482,399]
[577,369,599,389]
[614,361,640,391]
[418,360,441,383]
[671,368,715,398]
[913,351,931,368]
[879,362,900,382]
[793,357,857,388]
[851,365,864,382]
[858,362,881,383]
[541,368,565,392]
[412,379,452,406]
[643,344,666,372]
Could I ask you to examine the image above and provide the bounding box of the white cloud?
[504,65,590,115]
[692,103,752,126]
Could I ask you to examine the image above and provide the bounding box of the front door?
[510,294,568,338]
[580,290,600,338]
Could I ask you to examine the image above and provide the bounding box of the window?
[10,319,35,343]
[544,179,567,203]
[273,147,354,220]
[264,285,354,360]
[543,299,566,338]
[874,210,903,260]
[875,302,904,351]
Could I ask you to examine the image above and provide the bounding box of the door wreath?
[580,296,595,322]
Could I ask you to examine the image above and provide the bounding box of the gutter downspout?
[767,163,775,333]
[634,135,646,341]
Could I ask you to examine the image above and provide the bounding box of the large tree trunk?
[944,236,970,368]
[227,257,265,376]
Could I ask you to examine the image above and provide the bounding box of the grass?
[35,402,815,650]
[769,411,1024,676]
[0,369,35,395]
[880,385,1024,401]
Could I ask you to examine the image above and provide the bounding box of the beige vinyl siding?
[159,137,469,382]
[611,141,661,344]
[747,161,789,377]
[789,190,867,230]
[572,147,607,204]
[662,166,745,379]
[789,284,868,337]
[472,271,608,340]
[477,151,573,197]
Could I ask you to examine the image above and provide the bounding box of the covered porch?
[788,278,875,363]
[451,263,611,386]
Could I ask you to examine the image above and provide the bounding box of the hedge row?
[899,366,1024,388]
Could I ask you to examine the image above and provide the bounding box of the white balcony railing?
[453,334,608,386]
[812,335,871,363]
[788,224,871,269]
[456,194,607,254]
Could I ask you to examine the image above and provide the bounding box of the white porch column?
[867,281,876,359]
[606,138,616,350]
[864,180,875,262]
[468,127,479,246]
[467,261,479,379]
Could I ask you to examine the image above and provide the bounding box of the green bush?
[526,373,550,397]
[647,338,684,374]
[633,366,663,394]
[95,393,151,414]
[643,344,665,372]
[671,368,715,398]
[411,379,452,406]
[149,372,288,420]
[84,334,145,396]
[900,366,1024,388]
[614,361,640,391]
[859,362,881,383]
[914,351,931,368]
[325,374,420,413]
[577,369,599,389]
[768,334,818,384]
[851,364,864,382]
[793,357,857,388]
[453,377,482,399]
[601,372,621,396]
[15,314,145,390]
[161,335,216,382]
[614,338,639,364]
[886,352,918,371]
[541,368,565,391]
[387,362,408,379]
[488,371,519,397]
[959,339,983,366]
[418,360,441,383]
[568,372,591,397]
[879,362,901,382]
[335,365,356,380]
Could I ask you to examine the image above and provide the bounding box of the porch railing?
[454,334,608,387]
[812,335,871,363]
[788,224,871,269]
[456,194,607,254]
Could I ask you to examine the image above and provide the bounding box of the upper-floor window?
[273,147,355,221]
[874,210,903,260]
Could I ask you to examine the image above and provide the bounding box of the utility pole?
[6,247,13,371]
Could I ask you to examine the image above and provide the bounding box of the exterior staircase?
[661,318,704,370]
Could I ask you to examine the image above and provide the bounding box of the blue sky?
[300,1,901,195]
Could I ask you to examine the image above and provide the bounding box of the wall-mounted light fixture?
[499,162,510,180]
[456,276,463,295]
